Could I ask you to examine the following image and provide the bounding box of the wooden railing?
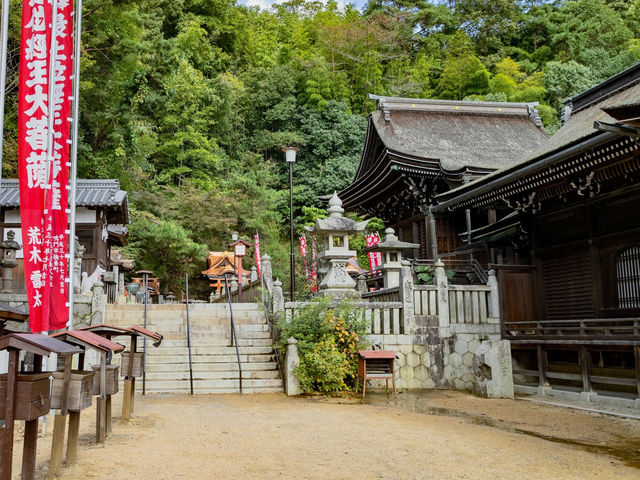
[284,301,405,335]
[361,287,400,303]
[414,284,493,324]
[503,318,640,344]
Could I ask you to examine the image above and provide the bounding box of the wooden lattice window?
[616,245,640,309]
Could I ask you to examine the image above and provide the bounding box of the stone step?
[145,354,275,364]
[106,303,262,312]
[145,345,274,356]
[144,386,284,394]
[145,369,280,381]
[145,362,278,373]
[142,378,283,391]
[141,338,273,355]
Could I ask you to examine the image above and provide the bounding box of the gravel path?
[11,391,640,479]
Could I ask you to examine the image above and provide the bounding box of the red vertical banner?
[19,0,73,333]
[366,233,382,275]
[254,232,261,278]
[299,236,310,287]
[311,238,317,293]
[48,0,74,331]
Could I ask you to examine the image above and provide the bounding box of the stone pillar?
[250,266,258,283]
[262,253,273,294]
[91,280,107,325]
[126,282,139,304]
[231,277,238,292]
[273,279,285,314]
[487,269,500,321]
[399,261,415,334]
[475,340,514,399]
[434,260,451,337]
[356,275,367,295]
[285,337,301,396]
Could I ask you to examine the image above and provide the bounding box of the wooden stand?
[0,349,19,480]
[66,411,81,465]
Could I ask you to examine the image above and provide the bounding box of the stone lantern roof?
[367,228,419,252]
[306,192,369,234]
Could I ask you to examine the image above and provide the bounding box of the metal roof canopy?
[51,330,125,354]
[78,324,163,347]
[0,333,81,356]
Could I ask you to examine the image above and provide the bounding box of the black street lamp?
[283,146,298,301]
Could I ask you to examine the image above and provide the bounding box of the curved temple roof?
[339,95,548,215]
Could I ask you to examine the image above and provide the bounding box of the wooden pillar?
[49,357,72,479]
[66,412,81,465]
[0,349,19,480]
[106,395,112,436]
[96,353,107,443]
[536,345,548,387]
[579,346,593,393]
[22,353,42,480]
[48,414,67,480]
[122,379,132,421]
[21,420,39,480]
[96,398,106,444]
[633,345,640,400]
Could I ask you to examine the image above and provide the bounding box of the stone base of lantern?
[317,259,360,299]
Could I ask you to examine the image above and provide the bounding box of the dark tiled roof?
[0,179,126,207]
[434,65,640,210]
[0,179,129,224]
[367,95,548,173]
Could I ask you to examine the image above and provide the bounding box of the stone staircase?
[104,303,283,394]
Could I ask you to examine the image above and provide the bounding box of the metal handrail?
[224,273,242,394]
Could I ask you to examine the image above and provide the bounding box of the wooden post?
[129,336,137,414]
[66,412,81,465]
[48,414,68,479]
[633,345,640,400]
[579,346,593,393]
[22,353,42,480]
[122,379,132,421]
[536,345,548,387]
[49,356,72,479]
[0,349,19,480]
[130,377,136,413]
[21,420,39,480]
[96,353,107,443]
[106,395,112,436]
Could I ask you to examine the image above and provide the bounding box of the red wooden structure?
[355,350,397,398]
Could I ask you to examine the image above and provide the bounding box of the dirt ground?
[9,390,640,480]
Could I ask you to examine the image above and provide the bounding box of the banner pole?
[67,0,83,330]
[0,0,10,185]
[42,0,59,212]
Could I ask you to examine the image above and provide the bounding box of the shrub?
[276,297,369,393]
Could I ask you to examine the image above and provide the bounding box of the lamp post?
[283,147,298,301]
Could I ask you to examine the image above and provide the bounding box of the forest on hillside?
[2,0,639,294]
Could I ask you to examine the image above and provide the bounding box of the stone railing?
[413,262,500,328]
[283,300,405,335]
[414,284,497,324]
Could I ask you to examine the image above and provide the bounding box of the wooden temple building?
[0,179,129,294]
[434,63,640,403]
[338,94,548,272]
[202,252,249,293]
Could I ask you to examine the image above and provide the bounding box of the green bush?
[296,339,351,393]
[276,297,369,393]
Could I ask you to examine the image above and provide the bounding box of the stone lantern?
[368,228,419,289]
[0,230,22,293]
[306,192,368,298]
